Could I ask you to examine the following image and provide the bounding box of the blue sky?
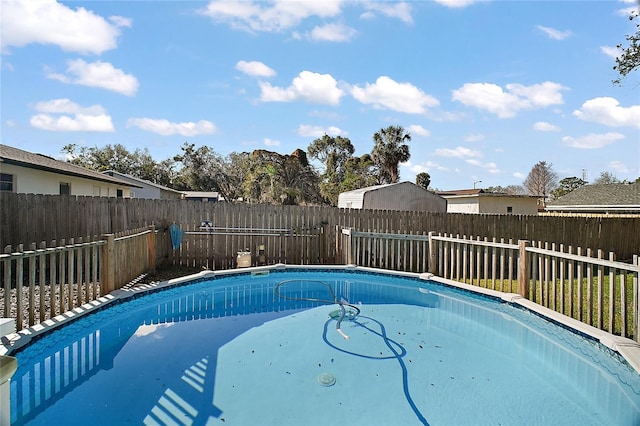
[1,0,639,191]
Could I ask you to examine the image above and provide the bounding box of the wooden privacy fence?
[0,227,156,332]
[3,193,640,262]
[339,228,640,341]
[170,221,327,269]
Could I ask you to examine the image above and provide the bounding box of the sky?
[1,0,639,191]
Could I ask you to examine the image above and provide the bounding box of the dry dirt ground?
[2,265,202,334]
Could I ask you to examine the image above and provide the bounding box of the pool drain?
[317,372,336,387]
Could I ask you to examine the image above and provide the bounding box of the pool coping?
[2,263,640,374]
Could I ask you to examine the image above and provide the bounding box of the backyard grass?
[460,273,636,340]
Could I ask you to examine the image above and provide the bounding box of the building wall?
[445,195,538,215]
[478,196,538,215]
[446,198,480,214]
[362,183,447,212]
[1,163,131,197]
[337,192,364,209]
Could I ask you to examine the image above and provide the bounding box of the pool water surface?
[8,268,640,425]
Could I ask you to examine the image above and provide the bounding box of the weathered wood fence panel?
[2,193,640,261]
[0,228,155,332]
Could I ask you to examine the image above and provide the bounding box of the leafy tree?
[173,142,221,192]
[551,177,587,199]
[613,10,640,85]
[416,172,431,190]
[371,125,411,184]
[62,143,177,187]
[213,152,251,202]
[592,171,621,185]
[523,161,558,205]
[340,154,378,192]
[307,134,355,205]
[244,149,321,205]
[485,185,526,195]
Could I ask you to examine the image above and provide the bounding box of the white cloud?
[616,0,639,17]
[33,98,105,115]
[573,97,640,128]
[466,159,500,173]
[29,98,114,132]
[561,132,625,149]
[235,60,276,77]
[362,2,413,23]
[608,160,629,174]
[513,172,526,179]
[1,0,127,54]
[264,138,280,147]
[199,0,343,33]
[402,160,446,174]
[109,16,132,28]
[464,133,485,142]
[434,0,478,8]
[46,59,139,96]
[298,124,345,137]
[537,25,572,40]
[308,23,357,42]
[600,45,620,59]
[407,125,430,137]
[127,118,217,136]
[452,81,567,118]
[259,71,344,105]
[434,146,481,158]
[533,121,560,131]
[351,76,439,114]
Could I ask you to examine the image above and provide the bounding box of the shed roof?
[546,183,640,209]
[0,144,140,188]
[339,182,397,196]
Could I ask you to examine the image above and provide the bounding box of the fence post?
[428,232,437,274]
[1,354,17,426]
[101,234,115,295]
[518,240,531,298]
[634,254,639,343]
[147,225,156,274]
[346,228,353,265]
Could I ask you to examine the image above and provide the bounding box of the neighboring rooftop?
[546,183,640,212]
[103,170,183,194]
[0,144,140,188]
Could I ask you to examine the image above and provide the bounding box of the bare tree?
[592,171,621,185]
[523,161,558,206]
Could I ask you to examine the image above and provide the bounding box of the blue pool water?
[8,268,640,425]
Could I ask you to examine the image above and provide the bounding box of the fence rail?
[2,221,639,344]
[0,227,156,332]
[339,228,640,342]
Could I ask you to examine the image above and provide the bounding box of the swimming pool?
[5,265,640,425]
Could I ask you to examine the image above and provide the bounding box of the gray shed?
[337,181,447,212]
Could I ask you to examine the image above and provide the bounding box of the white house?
[438,189,539,215]
[337,181,447,212]
[0,144,139,197]
[103,170,184,200]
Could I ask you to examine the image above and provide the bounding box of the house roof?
[103,170,183,194]
[437,189,536,199]
[0,144,141,188]
[546,183,640,211]
[183,191,220,198]
[437,189,484,196]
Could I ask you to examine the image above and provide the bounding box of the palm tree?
[371,125,411,183]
